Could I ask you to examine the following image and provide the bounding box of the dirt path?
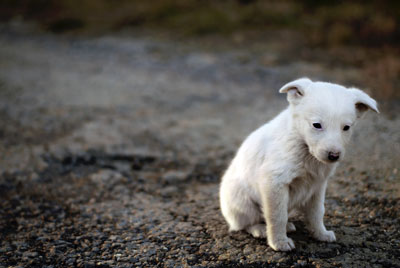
[0,26,399,267]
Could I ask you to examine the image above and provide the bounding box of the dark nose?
[328,152,340,162]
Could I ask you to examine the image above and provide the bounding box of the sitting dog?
[219,78,378,251]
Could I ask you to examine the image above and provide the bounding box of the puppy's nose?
[328,151,340,162]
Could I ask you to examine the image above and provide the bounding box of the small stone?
[162,170,189,183]
[23,251,38,258]
[66,258,76,265]
[297,260,307,266]
[161,186,179,197]
[243,246,252,255]
[218,253,229,261]
[83,262,95,268]
[84,252,91,257]
[109,235,118,241]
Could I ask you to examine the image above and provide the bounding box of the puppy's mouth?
[313,153,339,165]
[304,144,335,164]
[314,155,332,164]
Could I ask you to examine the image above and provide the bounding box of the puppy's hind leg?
[246,221,295,238]
[246,224,266,238]
[287,222,296,233]
[223,201,262,234]
[220,180,262,234]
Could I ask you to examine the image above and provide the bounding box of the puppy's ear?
[279,78,312,104]
[348,87,379,118]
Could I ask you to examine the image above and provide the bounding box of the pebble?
[22,251,38,258]
[162,170,190,183]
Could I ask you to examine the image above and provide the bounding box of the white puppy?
[219,78,378,251]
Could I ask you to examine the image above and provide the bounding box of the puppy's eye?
[313,123,322,129]
[343,125,350,131]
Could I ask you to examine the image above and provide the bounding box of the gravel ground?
[0,24,399,267]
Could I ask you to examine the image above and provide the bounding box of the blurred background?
[2,0,400,107]
[2,0,400,45]
[0,1,399,267]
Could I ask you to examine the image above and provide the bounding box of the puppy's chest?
[288,174,318,208]
[288,165,330,209]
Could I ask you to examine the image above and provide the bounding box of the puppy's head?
[279,78,379,164]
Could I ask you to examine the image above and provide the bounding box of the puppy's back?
[222,108,291,183]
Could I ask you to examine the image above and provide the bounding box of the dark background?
[2,0,400,46]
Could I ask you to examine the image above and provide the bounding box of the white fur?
[219,78,378,251]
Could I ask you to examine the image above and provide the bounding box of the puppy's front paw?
[314,230,336,242]
[269,237,295,251]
